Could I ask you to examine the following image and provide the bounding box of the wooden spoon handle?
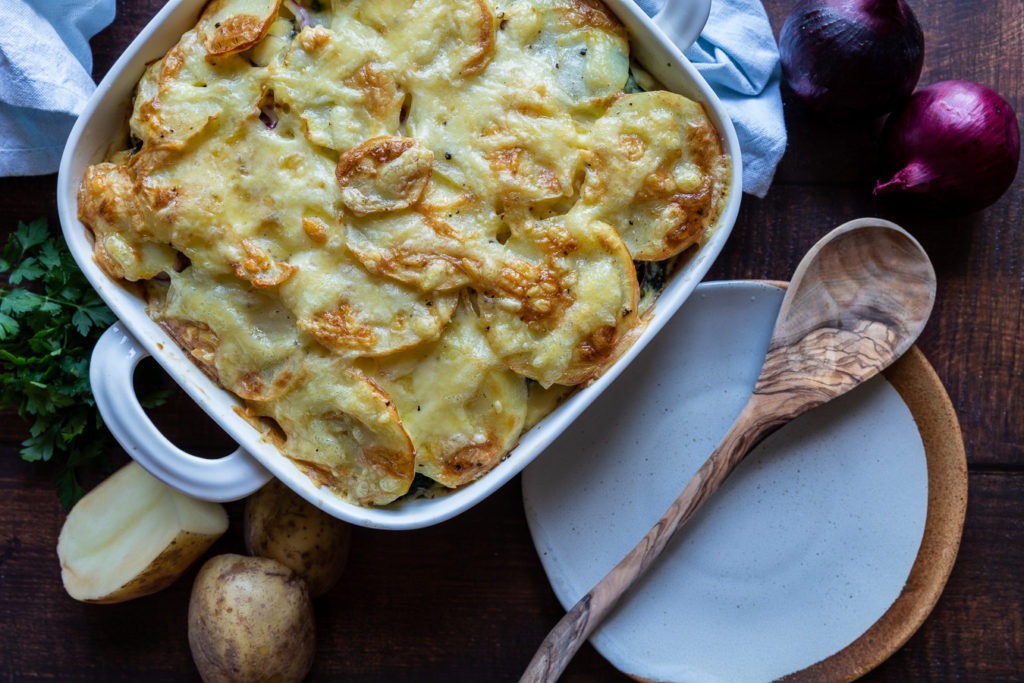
[519,399,774,683]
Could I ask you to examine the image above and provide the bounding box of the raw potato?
[244,478,352,596]
[188,554,315,683]
[57,461,228,603]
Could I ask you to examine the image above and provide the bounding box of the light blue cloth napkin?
[0,0,115,176]
[637,0,787,197]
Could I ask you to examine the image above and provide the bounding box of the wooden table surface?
[2,0,1021,680]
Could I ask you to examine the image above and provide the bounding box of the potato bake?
[78,0,730,506]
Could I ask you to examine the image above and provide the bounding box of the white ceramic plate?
[522,281,938,682]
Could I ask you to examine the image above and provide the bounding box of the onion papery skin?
[875,80,1021,213]
[779,0,924,116]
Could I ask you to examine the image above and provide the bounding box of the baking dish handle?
[90,323,273,502]
[646,0,712,52]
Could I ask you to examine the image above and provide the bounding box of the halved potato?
[57,462,228,604]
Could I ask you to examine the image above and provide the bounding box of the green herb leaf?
[14,218,49,252]
[0,218,168,508]
[0,312,18,339]
[8,257,45,284]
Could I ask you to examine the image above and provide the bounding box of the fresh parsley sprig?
[1,218,121,507]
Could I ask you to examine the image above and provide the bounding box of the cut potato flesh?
[57,462,229,604]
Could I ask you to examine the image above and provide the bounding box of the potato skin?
[187,554,315,683]
[244,478,351,597]
[86,530,220,604]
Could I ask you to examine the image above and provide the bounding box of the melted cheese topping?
[359,300,528,488]
[78,0,729,506]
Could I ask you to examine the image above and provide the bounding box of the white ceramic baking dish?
[57,0,741,529]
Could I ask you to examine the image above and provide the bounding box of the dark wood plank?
[2,0,1023,680]
[3,457,1022,681]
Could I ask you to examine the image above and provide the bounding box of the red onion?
[258,91,278,130]
[874,80,1021,213]
[779,0,924,116]
[284,0,312,30]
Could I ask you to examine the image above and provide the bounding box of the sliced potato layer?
[271,24,403,152]
[78,0,729,508]
[281,246,458,357]
[363,300,528,487]
[252,354,416,506]
[477,211,639,387]
[130,31,263,151]
[336,136,434,215]
[353,0,497,83]
[580,91,729,260]
[77,162,178,281]
[199,0,282,57]
[153,267,304,402]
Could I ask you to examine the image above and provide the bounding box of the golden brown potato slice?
[336,136,434,215]
[579,91,730,260]
[407,92,586,215]
[155,316,222,384]
[279,246,458,357]
[247,16,294,66]
[198,0,282,57]
[362,300,528,488]
[153,268,304,402]
[270,24,404,152]
[130,48,220,150]
[497,0,629,113]
[352,0,496,82]
[77,162,179,281]
[476,102,587,210]
[225,237,297,288]
[130,30,264,150]
[476,210,639,387]
[343,202,490,293]
[403,0,625,213]
[128,108,340,271]
[251,354,416,506]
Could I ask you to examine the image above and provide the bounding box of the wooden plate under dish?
[781,342,968,682]
[523,281,967,682]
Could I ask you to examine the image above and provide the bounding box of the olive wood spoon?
[520,217,937,683]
